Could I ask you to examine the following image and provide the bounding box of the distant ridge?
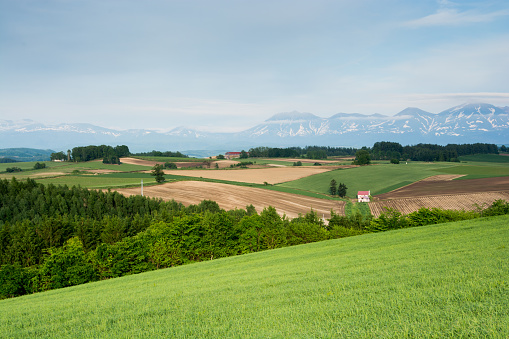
[1,103,508,152]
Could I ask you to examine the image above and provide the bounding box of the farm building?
[225,151,248,159]
[357,191,370,202]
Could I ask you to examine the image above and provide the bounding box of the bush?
[368,207,407,232]
[293,161,302,166]
[390,159,399,164]
[6,167,22,173]
[164,162,177,169]
[33,162,46,170]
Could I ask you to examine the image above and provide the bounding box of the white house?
[357,191,370,202]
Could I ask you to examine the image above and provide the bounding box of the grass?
[134,156,206,162]
[35,175,158,189]
[435,165,509,179]
[1,215,508,338]
[344,201,371,218]
[459,154,509,163]
[279,162,456,198]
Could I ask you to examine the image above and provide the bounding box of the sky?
[1,0,508,132]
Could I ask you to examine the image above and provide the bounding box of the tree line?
[247,146,357,159]
[50,145,130,163]
[1,177,509,299]
[132,150,188,158]
[244,142,498,162]
[371,142,498,162]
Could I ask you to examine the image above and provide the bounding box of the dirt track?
[115,181,343,219]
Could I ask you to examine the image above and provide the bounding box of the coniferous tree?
[329,179,337,195]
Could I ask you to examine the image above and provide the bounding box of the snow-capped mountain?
[1,103,507,152]
[237,103,508,146]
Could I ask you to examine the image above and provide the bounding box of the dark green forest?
[247,142,498,162]
[1,177,509,299]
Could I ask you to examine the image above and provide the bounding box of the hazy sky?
[1,0,508,132]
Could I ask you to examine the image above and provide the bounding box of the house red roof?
[357,191,370,196]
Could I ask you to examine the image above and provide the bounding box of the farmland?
[370,191,509,217]
[161,166,335,185]
[279,162,457,198]
[116,181,344,219]
[1,215,508,338]
[4,153,509,218]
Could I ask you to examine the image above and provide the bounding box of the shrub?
[33,162,46,170]
[6,167,22,173]
[164,162,177,169]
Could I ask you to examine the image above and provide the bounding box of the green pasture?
[134,156,206,163]
[459,153,509,163]
[279,162,456,198]
[0,160,151,175]
[35,174,158,189]
[0,161,68,173]
[248,158,342,167]
[1,215,508,338]
[434,165,509,179]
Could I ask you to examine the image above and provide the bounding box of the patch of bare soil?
[82,169,120,174]
[120,157,161,166]
[115,181,344,219]
[420,174,466,181]
[161,167,334,184]
[211,160,240,169]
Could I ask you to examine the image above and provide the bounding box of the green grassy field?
[436,165,509,179]
[134,156,206,162]
[459,154,509,163]
[1,215,507,338]
[36,174,159,189]
[278,162,456,198]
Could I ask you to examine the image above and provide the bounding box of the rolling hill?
[1,215,508,338]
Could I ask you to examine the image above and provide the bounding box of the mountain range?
[1,103,508,155]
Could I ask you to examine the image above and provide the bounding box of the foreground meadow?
[1,215,508,338]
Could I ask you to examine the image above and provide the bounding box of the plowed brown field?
[376,176,509,199]
[370,176,509,217]
[115,181,344,219]
[369,191,509,217]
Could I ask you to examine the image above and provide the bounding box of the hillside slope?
[1,215,508,338]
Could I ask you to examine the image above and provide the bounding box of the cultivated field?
[115,181,344,219]
[370,191,509,217]
[376,176,509,199]
[2,216,507,338]
[161,167,334,184]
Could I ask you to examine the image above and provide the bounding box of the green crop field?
[1,215,507,338]
[134,156,206,163]
[459,154,509,163]
[0,160,69,173]
[35,174,158,189]
[278,162,456,198]
[436,165,509,179]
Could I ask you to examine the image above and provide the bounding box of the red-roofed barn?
[357,191,370,202]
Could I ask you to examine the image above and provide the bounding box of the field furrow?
[369,191,509,217]
[116,181,345,219]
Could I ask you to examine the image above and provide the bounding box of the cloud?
[405,1,509,27]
